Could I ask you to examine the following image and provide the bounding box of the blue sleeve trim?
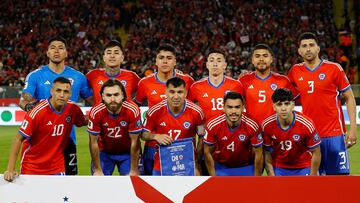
[203,140,215,146]
[308,142,321,150]
[129,129,143,134]
[339,85,351,93]
[87,130,100,136]
[18,130,31,141]
[252,141,263,148]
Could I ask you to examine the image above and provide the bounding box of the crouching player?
[262,88,321,176]
[88,79,142,176]
[204,92,263,176]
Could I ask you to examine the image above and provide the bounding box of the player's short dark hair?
[48,36,67,47]
[156,43,176,56]
[100,79,127,102]
[251,43,274,57]
[298,32,318,45]
[272,88,293,103]
[224,91,244,104]
[53,77,71,86]
[104,40,123,53]
[166,77,185,88]
[207,48,227,62]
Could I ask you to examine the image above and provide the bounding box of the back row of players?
[3,31,357,180]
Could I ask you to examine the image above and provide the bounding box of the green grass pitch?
[0,126,359,175]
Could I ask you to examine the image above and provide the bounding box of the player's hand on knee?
[129,169,140,176]
[154,134,173,145]
[93,170,104,176]
[3,170,18,182]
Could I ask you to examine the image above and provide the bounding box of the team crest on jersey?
[66,116,72,123]
[67,78,74,85]
[257,133,263,141]
[313,133,320,142]
[292,134,300,141]
[318,73,326,80]
[183,121,191,129]
[238,134,246,141]
[135,119,142,127]
[120,121,128,126]
[120,80,127,87]
[270,83,278,90]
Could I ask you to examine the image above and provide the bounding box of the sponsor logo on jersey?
[66,116,72,123]
[318,73,326,80]
[221,136,227,140]
[313,133,320,142]
[151,90,157,95]
[270,83,278,90]
[183,121,191,129]
[238,134,246,141]
[292,134,300,141]
[103,122,109,126]
[120,121,128,126]
[98,80,104,85]
[271,135,277,139]
[248,85,254,89]
[44,80,51,85]
[298,77,304,81]
[340,165,348,170]
[160,122,166,126]
[46,121,53,126]
[120,80,127,87]
[202,93,209,98]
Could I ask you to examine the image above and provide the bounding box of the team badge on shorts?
[183,121,191,129]
[292,134,300,141]
[66,116,72,123]
[120,121,128,126]
[120,80,127,87]
[238,134,246,141]
[318,73,326,80]
[270,83,278,90]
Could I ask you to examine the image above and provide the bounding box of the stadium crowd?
[0,0,358,85]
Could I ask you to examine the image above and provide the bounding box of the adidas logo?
[248,85,254,89]
[44,80,51,85]
[103,122,108,127]
[98,80,104,85]
[202,93,209,98]
[46,121,52,126]
[160,122,166,126]
[299,77,303,81]
[151,90,157,95]
[340,165,347,170]
[221,136,227,140]
[271,135,277,139]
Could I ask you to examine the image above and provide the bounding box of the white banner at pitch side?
[0,106,359,126]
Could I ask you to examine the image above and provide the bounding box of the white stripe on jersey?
[186,101,205,120]
[90,104,106,119]
[123,101,140,117]
[207,114,226,130]
[147,100,166,116]
[241,115,259,132]
[29,101,48,119]
[323,60,344,72]
[296,114,315,133]
[20,144,31,173]
[261,116,277,130]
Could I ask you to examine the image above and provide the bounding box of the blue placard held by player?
[159,138,195,176]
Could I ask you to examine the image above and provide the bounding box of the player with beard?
[88,79,142,175]
[203,92,263,176]
[239,44,297,125]
[288,32,356,175]
[19,36,93,175]
[87,40,140,105]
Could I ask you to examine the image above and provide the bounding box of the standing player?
[4,77,87,181]
[262,88,321,176]
[188,49,243,121]
[135,43,195,175]
[288,32,357,175]
[141,77,205,175]
[88,79,142,176]
[239,44,297,125]
[19,36,93,175]
[87,40,140,105]
[204,92,263,176]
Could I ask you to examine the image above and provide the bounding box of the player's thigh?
[100,151,116,175]
[64,140,77,175]
[115,154,131,175]
[143,146,156,175]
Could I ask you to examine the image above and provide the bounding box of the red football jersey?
[288,60,350,137]
[18,99,86,175]
[204,113,262,167]
[188,76,243,121]
[135,71,194,108]
[88,101,143,154]
[86,68,140,105]
[239,72,297,124]
[262,111,321,168]
[143,99,205,171]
